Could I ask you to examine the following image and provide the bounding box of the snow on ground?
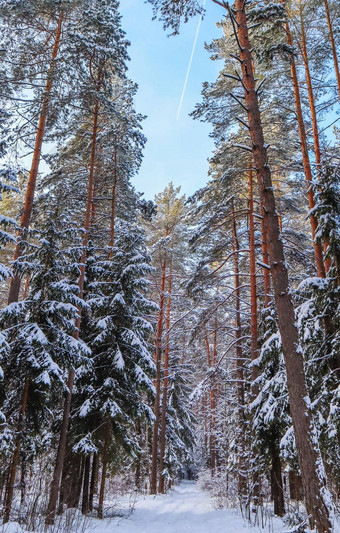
[91,480,286,533]
[3,481,340,533]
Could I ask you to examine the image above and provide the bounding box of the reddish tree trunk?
[249,169,258,387]
[274,168,283,232]
[249,169,261,503]
[289,470,304,501]
[298,1,331,273]
[284,16,325,278]
[211,302,219,472]
[158,267,172,494]
[323,0,340,101]
[261,209,271,308]
[109,148,118,253]
[20,458,26,507]
[231,200,246,499]
[8,12,64,304]
[4,16,64,514]
[230,2,333,530]
[298,1,321,169]
[150,256,167,494]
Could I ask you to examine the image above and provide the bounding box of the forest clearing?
[0,0,339,532]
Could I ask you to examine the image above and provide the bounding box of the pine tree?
[0,210,90,522]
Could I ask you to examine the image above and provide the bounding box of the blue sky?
[119,0,224,200]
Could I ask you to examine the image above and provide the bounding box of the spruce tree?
[0,210,90,522]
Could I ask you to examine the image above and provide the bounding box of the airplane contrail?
[176,0,206,121]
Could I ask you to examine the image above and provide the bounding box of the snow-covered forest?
[0,0,339,532]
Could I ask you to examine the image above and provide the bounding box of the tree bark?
[231,200,246,500]
[98,419,111,519]
[158,266,172,494]
[229,2,333,530]
[284,15,325,278]
[249,169,261,504]
[270,440,285,517]
[150,256,167,494]
[74,457,84,509]
[261,208,271,308]
[204,322,215,474]
[8,11,64,304]
[298,0,331,273]
[109,148,118,253]
[20,458,26,507]
[82,455,91,515]
[323,0,340,101]
[57,445,73,514]
[249,169,258,388]
[210,301,219,473]
[289,469,304,501]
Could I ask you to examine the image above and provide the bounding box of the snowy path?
[93,481,284,533]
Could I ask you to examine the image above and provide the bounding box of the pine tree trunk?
[45,102,100,526]
[46,372,75,523]
[8,11,64,304]
[98,419,111,519]
[261,209,271,308]
[274,168,283,232]
[158,267,172,494]
[58,447,83,512]
[73,457,84,509]
[231,200,246,500]
[109,148,118,252]
[249,169,261,504]
[289,470,304,501]
[323,0,340,100]
[298,0,331,273]
[204,325,215,473]
[211,304,219,473]
[57,456,67,515]
[249,169,258,388]
[135,420,143,491]
[284,15,325,278]
[89,454,99,512]
[4,14,64,514]
[3,377,30,523]
[82,455,91,515]
[150,256,167,494]
[298,1,321,169]
[270,440,285,517]
[229,2,333,530]
[20,458,26,507]
[203,328,210,459]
